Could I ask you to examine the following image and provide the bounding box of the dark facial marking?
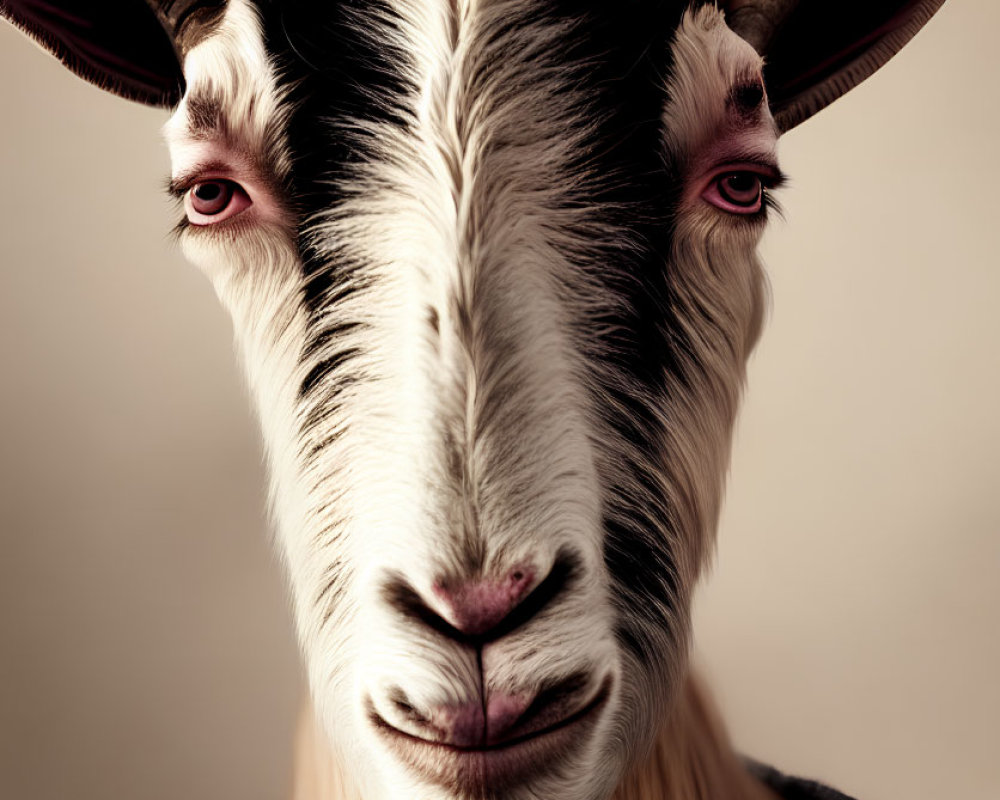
[258,0,417,314]
[537,1,690,661]
[730,80,765,113]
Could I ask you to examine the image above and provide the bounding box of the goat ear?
[0,0,186,107]
[723,0,947,132]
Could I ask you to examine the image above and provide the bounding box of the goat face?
[1,0,946,797]
[162,5,773,795]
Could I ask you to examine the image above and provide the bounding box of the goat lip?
[369,679,610,792]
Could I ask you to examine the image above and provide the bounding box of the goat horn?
[721,0,948,131]
[0,0,230,106]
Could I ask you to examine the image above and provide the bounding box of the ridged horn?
[722,0,948,131]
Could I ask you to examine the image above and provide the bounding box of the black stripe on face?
[533,1,692,660]
[257,0,417,318]
[253,1,420,469]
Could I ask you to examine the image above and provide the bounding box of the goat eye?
[185,179,251,225]
[718,173,761,206]
[702,171,767,215]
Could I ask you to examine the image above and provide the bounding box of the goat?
[0,1,953,799]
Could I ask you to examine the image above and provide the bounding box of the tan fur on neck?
[290,699,364,800]
[613,676,778,800]
[290,674,777,800]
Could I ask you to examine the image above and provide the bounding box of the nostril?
[389,690,426,724]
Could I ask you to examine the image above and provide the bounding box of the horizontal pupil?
[725,174,756,192]
[195,183,223,201]
[718,173,761,208]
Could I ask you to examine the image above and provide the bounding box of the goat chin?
[290,672,778,800]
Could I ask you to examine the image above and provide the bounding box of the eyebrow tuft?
[185,92,227,141]
[729,81,765,114]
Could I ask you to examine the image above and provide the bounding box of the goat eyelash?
[759,188,784,222]
[705,153,788,189]
[165,178,191,200]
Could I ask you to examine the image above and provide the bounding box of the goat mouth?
[369,678,611,793]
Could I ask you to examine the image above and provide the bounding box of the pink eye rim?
[699,162,784,216]
[183,178,252,226]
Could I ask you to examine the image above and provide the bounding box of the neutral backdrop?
[1,4,997,799]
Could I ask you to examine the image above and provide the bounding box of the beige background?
[1,3,997,799]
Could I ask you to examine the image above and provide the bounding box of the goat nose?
[431,567,536,636]
[381,555,575,642]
